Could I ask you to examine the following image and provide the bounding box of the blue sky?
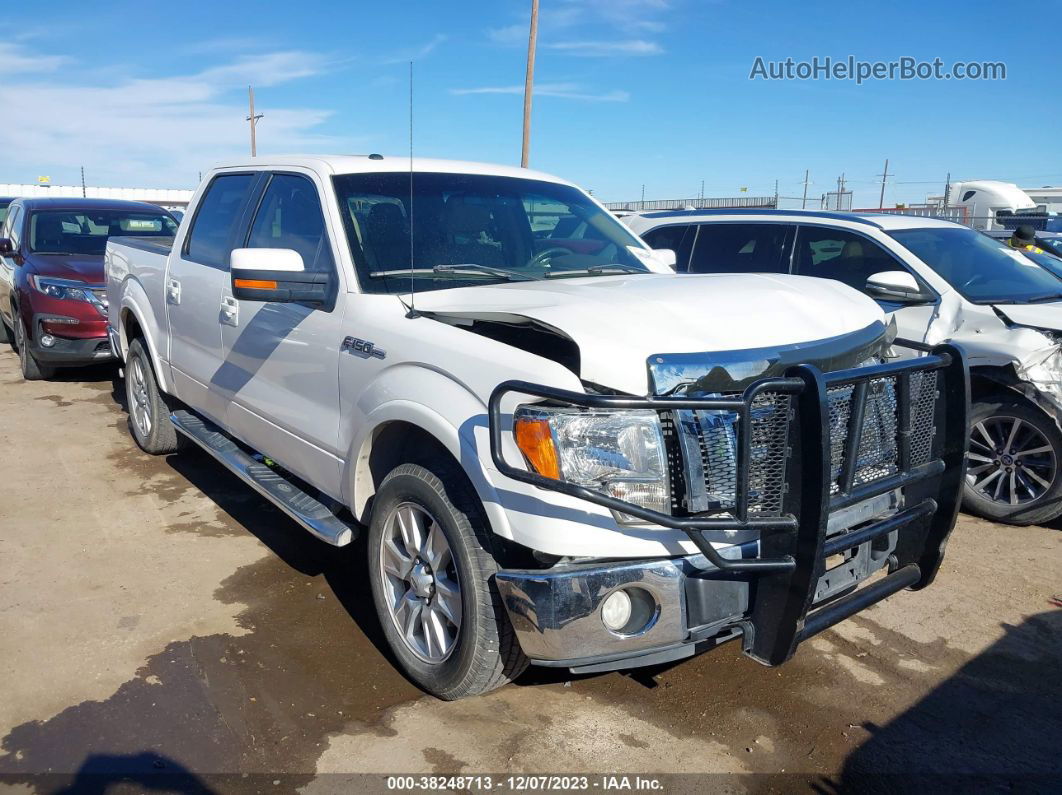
[0,0,1058,207]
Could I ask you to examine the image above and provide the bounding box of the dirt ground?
[0,348,1058,792]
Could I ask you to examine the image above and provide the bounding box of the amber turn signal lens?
[513,418,561,480]
[234,278,278,289]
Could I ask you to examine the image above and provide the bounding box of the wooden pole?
[520,0,539,168]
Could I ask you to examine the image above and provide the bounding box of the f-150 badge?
[341,336,386,360]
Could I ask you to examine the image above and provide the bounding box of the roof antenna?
[405,59,420,319]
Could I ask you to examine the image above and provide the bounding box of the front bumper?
[28,315,113,365]
[490,340,969,670]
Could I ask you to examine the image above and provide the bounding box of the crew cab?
[0,197,178,379]
[625,208,1062,525]
[107,157,967,699]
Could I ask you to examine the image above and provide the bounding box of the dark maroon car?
[0,198,178,379]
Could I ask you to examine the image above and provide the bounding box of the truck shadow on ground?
[820,608,1062,793]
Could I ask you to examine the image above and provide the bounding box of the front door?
[217,171,346,499]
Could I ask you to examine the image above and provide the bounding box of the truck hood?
[25,253,105,283]
[413,273,885,394]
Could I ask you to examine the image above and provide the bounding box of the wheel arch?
[117,292,173,395]
[347,403,512,542]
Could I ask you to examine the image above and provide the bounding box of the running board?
[170,410,356,547]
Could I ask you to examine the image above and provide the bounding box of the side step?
[170,410,357,547]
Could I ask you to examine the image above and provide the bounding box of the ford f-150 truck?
[106,156,968,700]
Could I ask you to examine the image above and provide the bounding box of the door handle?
[167,279,181,304]
[220,296,238,326]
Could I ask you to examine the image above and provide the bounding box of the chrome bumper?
[495,544,755,666]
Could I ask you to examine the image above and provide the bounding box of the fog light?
[40,334,56,348]
[601,589,633,632]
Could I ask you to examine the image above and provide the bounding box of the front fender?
[343,368,514,541]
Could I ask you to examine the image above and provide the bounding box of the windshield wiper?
[545,264,646,278]
[368,265,537,282]
[1023,293,1062,303]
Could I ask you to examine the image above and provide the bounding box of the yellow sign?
[739,186,748,192]
[37,176,51,185]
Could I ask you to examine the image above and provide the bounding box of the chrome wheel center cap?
[409,561,434,599]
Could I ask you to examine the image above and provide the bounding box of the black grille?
[679,367,939,517]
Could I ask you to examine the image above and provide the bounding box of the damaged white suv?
[626,209,1060,524]
[106,159,967,698]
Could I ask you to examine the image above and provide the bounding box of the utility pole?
[246,86,263,157]
[641,184,646,205]
[836,174,846,209]
[80,166,86,198]
[774,179,779,208]
[520,0,540,168]
[699,179,704,203]
[876,158,892,209]
[942,171,952,209]
[801,169,810,209]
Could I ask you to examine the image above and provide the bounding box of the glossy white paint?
[230,248,305,273]
[107,156,886,559]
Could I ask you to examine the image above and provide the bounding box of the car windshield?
[332,171,651,293]
[1039,237,1062,258]
[28,209,178,255]
[889,226,1062,304]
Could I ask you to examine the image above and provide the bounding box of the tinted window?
[246,174,333,273]
[961,190,976,202]
[687,223,791,274]
[185,174,254,267]
[793,227,903,292]
[0,200,11,226]
[333,172,649,294]
[889,226,1062,304]
[28,209,178,255]
[5,206,22,247]
[643,224,694,270]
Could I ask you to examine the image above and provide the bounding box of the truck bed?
[111,236,175,256]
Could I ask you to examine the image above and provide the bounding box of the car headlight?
[29,276,107,315]
[512,406,670,518]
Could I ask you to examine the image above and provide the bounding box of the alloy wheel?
[127,355,153,437]
[967,416,1057,506]
[379,502,462,663]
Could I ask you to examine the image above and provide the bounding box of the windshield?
[889,226,1062,304]
[1039,237,1062,258]
[332,172,651,293]
[28,209,178,255]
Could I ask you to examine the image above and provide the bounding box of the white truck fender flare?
[118,286,173,395]
[345,398,514,541]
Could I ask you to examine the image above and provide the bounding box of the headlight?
[30,276,107,314]
[512,406,670,518]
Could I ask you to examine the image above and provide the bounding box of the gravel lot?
[0,349,1058,791]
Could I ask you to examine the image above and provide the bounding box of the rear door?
[686,223,794,274]
[217,171,346,499]
[166,172,259,421]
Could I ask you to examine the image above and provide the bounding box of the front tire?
[963,397,1062,525]
[368,459,527,700]
[125,338,180,455]
[13,307,54,381]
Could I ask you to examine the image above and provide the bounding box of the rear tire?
[13,307,54,381]
[125,338,180,455]
[962,397,1062,525]
[0,315,9,344]
[367,458,528,700]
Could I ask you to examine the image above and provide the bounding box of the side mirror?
[0,238,14,255]
[651,248,677,269]
[865,270,934,304]
[229,248,330,304]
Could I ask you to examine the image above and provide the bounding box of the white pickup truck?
[106,156,968,699]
